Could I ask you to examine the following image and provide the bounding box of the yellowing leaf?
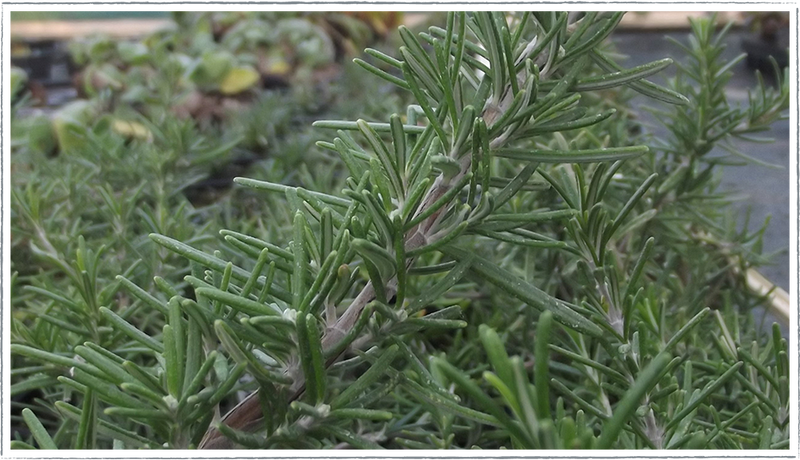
[219,66,260,95]
[111,119,152,142]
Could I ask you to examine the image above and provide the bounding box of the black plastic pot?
[741,35,789,73]
[11,39,73,86]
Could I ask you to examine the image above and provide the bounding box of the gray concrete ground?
[611,30,791,333]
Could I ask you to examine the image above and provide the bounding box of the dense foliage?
[10,12,789,450]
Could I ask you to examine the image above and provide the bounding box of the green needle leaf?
[76,389,96,449]
[445,246,602,338]
[318,425,384,449]
[195,288,281,317]
[311,120,425,134]
[104,407,171,421]
[22,408,58,449]
[590,49,688,105]
[433,356,535,447]
[534,311,553,419]
[149,234,292,304]
[493,162,538,208]
[666,361,745,431]
[74,345,135,387]
[602,173,658,246]
[297,313,326,404]
[9,441,35,449]
[479,325,514,388]
[405,173,472,231]
[12,344,87,370]
[573,58,673,91]
[115,276,168,316]
[664,308,711,352]
[331,344,399,409]
[406,254,474,315]
[208,362,248,408]
[329,408,393,421]
[180,351,218,409]
[163,324,181,399]
[357,119,405,198]
[405,378,500,428]
[55,401,158,448]
[353,57,410,90]
[233,178,351,208]
[597,352,672,448]
[495,145,648,163]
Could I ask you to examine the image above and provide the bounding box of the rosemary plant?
[11,12,788,450]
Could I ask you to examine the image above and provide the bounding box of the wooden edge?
[10,19,172,40]
[695,230,789,328]
[10,11,747,41]
[402,13,429,29]
[407,12,745,31]
[618,11,745,30]
[746,268,791,326]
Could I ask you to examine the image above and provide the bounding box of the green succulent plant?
[10,66,28,100]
